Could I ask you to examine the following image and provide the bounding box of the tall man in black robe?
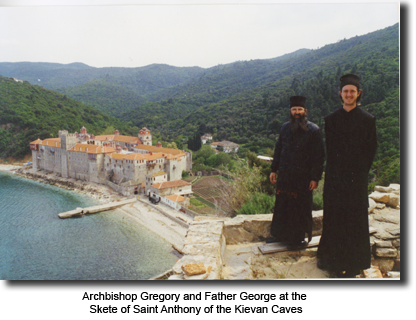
[317,74,377,277]
[268,96,325,246]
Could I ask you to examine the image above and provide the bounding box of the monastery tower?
[59,130,77,178]
[59,130,77,150]
[138,127,152,146]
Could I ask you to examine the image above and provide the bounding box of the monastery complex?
[29,127,192,197]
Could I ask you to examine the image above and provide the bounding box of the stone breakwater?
[58,198,137,218]
[14,168,124,203]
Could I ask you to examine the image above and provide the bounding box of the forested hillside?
[0,62,99,90]
[0,51,311,117]
[58,80,147,117]
[142,48,311,104]
[0,62,205,115]
[0,76,137,159]
[0,62,204,92]
[122,24,399,162]
[119,23,399,185]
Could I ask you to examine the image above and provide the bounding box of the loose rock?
[181,262,207,276]
[371,259,395,273]
[369,191,390,203]
[368,199,377,213]
[387,271,400,278]
[374,247,398,258]
[387,194,400,208]
[363,266,383,278]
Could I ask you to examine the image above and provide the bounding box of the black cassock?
[270,121,325,244]
[317,107,377,272]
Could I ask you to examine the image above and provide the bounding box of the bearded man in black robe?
[317,74,377,277]
[267,96,325,246]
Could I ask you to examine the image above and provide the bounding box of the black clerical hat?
[290,96,306,108]
[340,73,360,90]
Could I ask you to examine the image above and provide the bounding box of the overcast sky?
[0,1,400,69]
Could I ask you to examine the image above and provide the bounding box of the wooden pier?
[58,198,136,219]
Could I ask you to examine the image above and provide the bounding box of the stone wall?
[168,182,401,280]
[68,151,90,181]
[168,213,323,280]
[368,184,401,274]
[179,206,199,219]
[169,219,226,280]
[104,180,136,197]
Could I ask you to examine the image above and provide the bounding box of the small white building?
[162,194,189,210]
[145,171,167,195]
[149,180,192,198]
[201,134,213,144]
[211,140,239,153]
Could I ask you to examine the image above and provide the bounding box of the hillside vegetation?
[0,76,137,159]
[121,24,399,166]
[0,62,205,116]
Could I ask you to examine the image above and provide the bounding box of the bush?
[312,178,324,210]
[373,155,400,186]
[312,192,324,210]
[237,192,275,215]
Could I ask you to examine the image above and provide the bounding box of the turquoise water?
[0,171,177,280]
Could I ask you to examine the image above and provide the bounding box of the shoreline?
[8,166,125,204]
[2,165,188,254]
[0,165,23,172]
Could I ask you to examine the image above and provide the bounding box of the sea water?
[0,171,177,280]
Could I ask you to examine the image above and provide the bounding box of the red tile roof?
[151,180,191,189]
[69,144,115,154]
[165,194,185,202]
[134,144,185,156]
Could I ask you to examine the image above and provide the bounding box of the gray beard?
[290,114,308,133]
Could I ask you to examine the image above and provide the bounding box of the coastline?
[9,166,124,204]
[0,165,23,172]
[2,165,188,254]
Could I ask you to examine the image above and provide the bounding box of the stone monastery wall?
[29,127,192,196]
